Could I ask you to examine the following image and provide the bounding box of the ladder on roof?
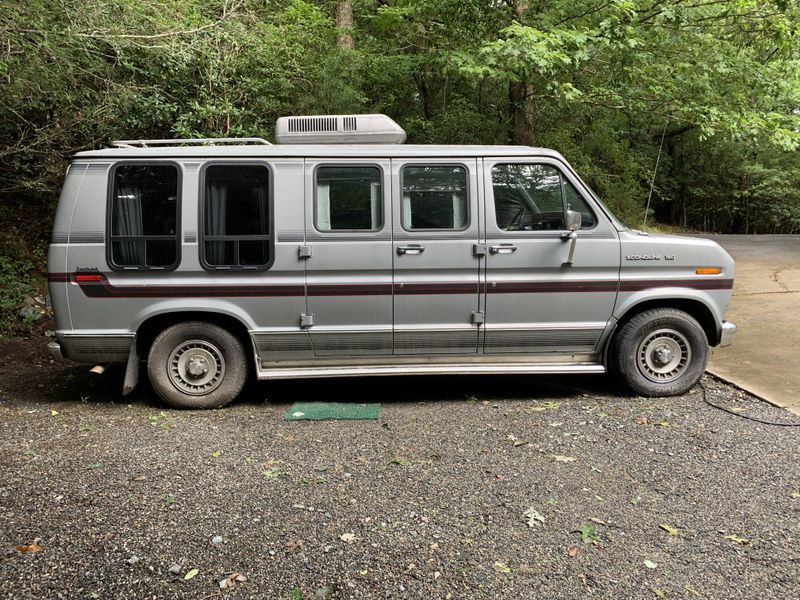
[110,137,272,148]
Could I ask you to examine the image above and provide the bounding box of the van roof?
[74,144,565,160]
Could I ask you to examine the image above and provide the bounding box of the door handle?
[396,244,425,255]
[489,244,518,255]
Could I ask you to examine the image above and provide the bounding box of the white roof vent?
[275,114,406,145]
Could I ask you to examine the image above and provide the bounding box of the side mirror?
[566,210,582,232]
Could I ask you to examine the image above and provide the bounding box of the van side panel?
[60,161,135,362]
[48,162,88,334]
[58,158,310,364]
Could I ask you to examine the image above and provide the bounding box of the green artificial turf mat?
[283,402,381,421]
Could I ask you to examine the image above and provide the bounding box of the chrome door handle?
[396,244,425,255]
[489,244,518,255]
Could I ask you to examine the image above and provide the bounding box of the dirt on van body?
[0,334,798,599]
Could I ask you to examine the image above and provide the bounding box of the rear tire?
[147,321,248,409]
[611,308,708,397]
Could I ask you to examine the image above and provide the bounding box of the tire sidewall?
[147,322,248,409]
[615,310,708,397]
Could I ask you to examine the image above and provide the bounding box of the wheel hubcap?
[637,329,690,383]
[168,340,225,395]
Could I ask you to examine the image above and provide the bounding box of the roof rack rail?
[110,137,272,148]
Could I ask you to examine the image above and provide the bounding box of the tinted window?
[109,164,179,269]
[202,164,272,269]
[316,166,382,231]
[401,166,468,230]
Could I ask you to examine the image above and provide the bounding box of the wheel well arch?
[135,311,253,358]
[614,299,719,346]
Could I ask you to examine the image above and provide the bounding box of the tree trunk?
[335,1,354,49]
[508,0,534,145]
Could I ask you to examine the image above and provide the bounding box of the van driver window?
[316,166,382,231]
[401,165,468,230]
[492,164,596,231]
[110,164,179,269]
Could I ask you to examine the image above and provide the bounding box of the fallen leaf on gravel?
[184,568,199,580]
[286,539,304,553]
[315,584,335,599]
[644,560,657,569]
[339,533,356,543]
[791,491,800,498]
[552,455,576,463]
[636,417,649,425]
[15,542,41,553]
[576,525,599,543]
[523,507,545,528]
[513,439,529,447]
[685,585,702,597]
[723,534,748,544]
[567,547,578,558]
[50,410,59,417]
[589,517,607,525]
[218,572,246,589]
[659,523,680,536]
[653,588,666,597]
[210,450,221,458]
[530,401,561,411]
[493,561,512,574]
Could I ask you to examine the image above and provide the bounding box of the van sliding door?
[391,158,481,355]
[304,159,394,356]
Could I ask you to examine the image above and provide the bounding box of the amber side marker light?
[695,267,722,275]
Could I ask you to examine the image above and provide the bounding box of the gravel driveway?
[1,339,798,599]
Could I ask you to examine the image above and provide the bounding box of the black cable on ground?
[699,381,800,427]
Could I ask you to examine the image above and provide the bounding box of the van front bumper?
[719,321,737,347]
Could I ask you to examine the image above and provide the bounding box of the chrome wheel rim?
[168,339,225,395]
[636,329,691,383]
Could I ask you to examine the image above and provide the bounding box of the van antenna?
[642,119,669,229]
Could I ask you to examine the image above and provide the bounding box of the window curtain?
[114,185,143,265]
[206,181,227,264]
[370,181,380,229]
[317,182,331,230]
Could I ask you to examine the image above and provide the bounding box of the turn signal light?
[695,267,722,275]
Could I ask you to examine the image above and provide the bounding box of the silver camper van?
[47,114,736,408]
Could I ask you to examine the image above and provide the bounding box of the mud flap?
[122,337,139,396]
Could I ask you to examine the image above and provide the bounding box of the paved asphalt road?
[705,235,800,415]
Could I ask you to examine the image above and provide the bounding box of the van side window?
[202,164,272,269]
[110,164,179,269]
[316,166,382,231]
[492,164,596,231]
[401,166,468,230]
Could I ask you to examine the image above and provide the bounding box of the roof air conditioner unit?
[274,114,406,145]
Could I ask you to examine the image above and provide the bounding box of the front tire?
[612,308,708,397]
[147,322,248,409]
